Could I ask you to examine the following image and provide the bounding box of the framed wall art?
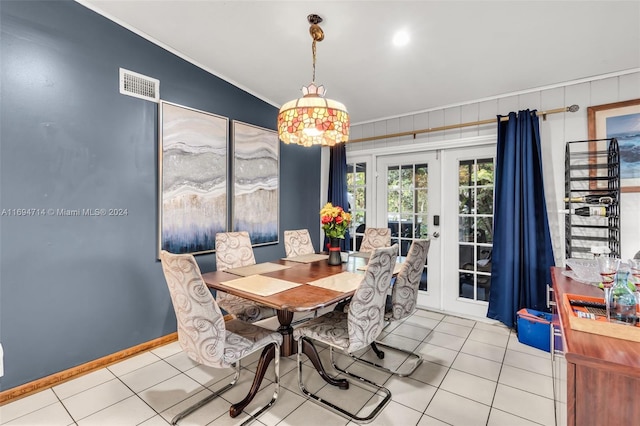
[232,121,279,246]
[159,101,228,255]
[588,99,640,193]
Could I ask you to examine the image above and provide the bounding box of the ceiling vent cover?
[119,68,159,102]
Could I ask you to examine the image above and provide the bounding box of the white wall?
[347,70,640,262]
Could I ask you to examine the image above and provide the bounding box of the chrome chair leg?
[344,318,423,377]
[296,338,392,424]
[346,340,423,377]
[171,361,241,425]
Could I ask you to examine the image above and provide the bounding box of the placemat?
[282,253,329,263]
[307,272,364,293]
[349,251,371,259]
[220,275,301,296]
[224,262,292,277]
[357,262,404,275]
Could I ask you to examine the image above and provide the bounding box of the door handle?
[432,232,440,238]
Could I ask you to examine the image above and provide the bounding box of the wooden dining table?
[201,254,373,417]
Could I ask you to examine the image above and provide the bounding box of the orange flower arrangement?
[320,202,351,239]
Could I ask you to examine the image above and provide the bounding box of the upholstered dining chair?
[352,239,430,377]
[331,226,392,314]
[359,227,392,252]
[159,250,282,426]
[283,229,315,257]
[215,231,277,322]
[292,245,398,423]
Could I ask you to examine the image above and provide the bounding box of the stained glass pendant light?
[277,14,350,147]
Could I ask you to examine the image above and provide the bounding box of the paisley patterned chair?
[353,239,431,377]
[215,232,277,322]
[159,250,282,425]
[292,245,398,423]
[283,229,315,257]
[359,227,391,253]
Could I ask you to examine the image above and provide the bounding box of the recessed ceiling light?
[393,30,410,47]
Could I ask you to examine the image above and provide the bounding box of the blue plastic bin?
[516,308,552,353]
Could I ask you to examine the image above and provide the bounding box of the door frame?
[343,134,497,317]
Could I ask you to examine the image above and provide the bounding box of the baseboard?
[0,332,178,405]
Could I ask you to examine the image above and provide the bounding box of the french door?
[376,152,442,311]
[441,146,495,318]
[374,145,495,318]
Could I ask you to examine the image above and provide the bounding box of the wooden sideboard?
[551,267,640,426]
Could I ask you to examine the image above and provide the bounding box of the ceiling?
[79,0,640,124]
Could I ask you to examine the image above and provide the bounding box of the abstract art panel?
[232,121,279,245]
[159,101,228,255]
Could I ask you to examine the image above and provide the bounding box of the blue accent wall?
[0,0,321,390]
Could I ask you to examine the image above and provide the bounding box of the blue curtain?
[487,110,555,328]
[327,144,351,251]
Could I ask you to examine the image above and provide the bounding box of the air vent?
[119,68,159,102]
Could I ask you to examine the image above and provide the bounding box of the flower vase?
[327,238,342,266]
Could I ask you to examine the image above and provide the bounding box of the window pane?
[416,215,428,239]
[459,271,475,298]
[401,190,414,212]
[400,214,414,238]
[459,160,474,186]
[415,164,428,188]
[477,217,493,243]
[401,165,414,187]
[477,273,491,301]
[416,189,428,214]
[477,159,494,185]
[400,239,411,256]
[388,190,400,214]
[459,216,474,242]
[477,187,493,214]
[388,219,398,237]
[355,162,366,185]
[352,212,365,229]
[459,244,474,270]
[459,188,474,214]
[388,167,399,188]
[477,246,492,273]
[355,188,366,210]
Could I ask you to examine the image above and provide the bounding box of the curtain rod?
[348,104,580,144]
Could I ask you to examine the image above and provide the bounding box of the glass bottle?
[608,268,637,325]
[629,258,640,316]
[563,194,615,204]
[565,206,610,217]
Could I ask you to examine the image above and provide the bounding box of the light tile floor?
[0,309,556,426]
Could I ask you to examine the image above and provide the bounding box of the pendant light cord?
[308,16,323,85]
[312,39,316,83]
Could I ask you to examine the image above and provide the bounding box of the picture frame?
[159,101,229,256]
[232,121,279,246]
[588,99,640,193]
